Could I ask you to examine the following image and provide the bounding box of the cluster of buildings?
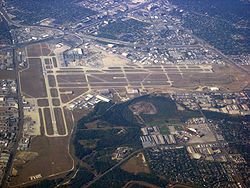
[172,91,250,115]
[63,45,103,68]
[187,145,227,162]
[12,27,61,44]
[0,80,16,95]
[99,42,225,66]
[174,117,223,144]
[111,147,133,161]
[73,0,129,32]
[140,116,224,149]
[0,152,10,183]
[183,118,207,136]
[140,126,176,148]
[0,80,18,184]
[69,92,111,110]
[43,0,228,69]
[0,51,13,71]
[78,0,128,13]
[144,147,235,187]
[231,54,250,65]
[17,98,41,152]
[73,0,226,67]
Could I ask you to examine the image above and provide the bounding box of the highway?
[0,0,249,187]
[84,149,144,188]
[79,138,230,188]
[0,2,36,186]
[1,49,24,188]
[0,1,65,51]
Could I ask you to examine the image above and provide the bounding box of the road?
[0,1,65,51]
[1,49,24,188]
[85,149,144,188]
[0,0,249,187]
[197,102,246,188]
[0,3,25,187]
[71,138,229,188]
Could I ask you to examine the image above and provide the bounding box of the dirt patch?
[13,151,39,167]
[121,153,150,174]
[129,102,157,115]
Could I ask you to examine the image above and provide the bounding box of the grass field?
[10,136,73,186]
[122,153,150,175]
[20,58,47,98]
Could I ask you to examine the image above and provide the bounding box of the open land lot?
[11,44,77,187]
[54,108,66,135]
[41,45,53,56]
[50,88,58,97]
[19,44,246,140]
[26,45,42,57]
[37,99,49,107]
[20,58,47,98]
[9,136,73,187]
[59,88,88,103]
[0,70,15,79]
[48,75,56,87]
[52,98,61,106]
[43,108,54,136]
[13,42,250,187]
[52,57,58,68]
[121,153,150,175]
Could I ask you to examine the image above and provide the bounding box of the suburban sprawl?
[0,0,249,188]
